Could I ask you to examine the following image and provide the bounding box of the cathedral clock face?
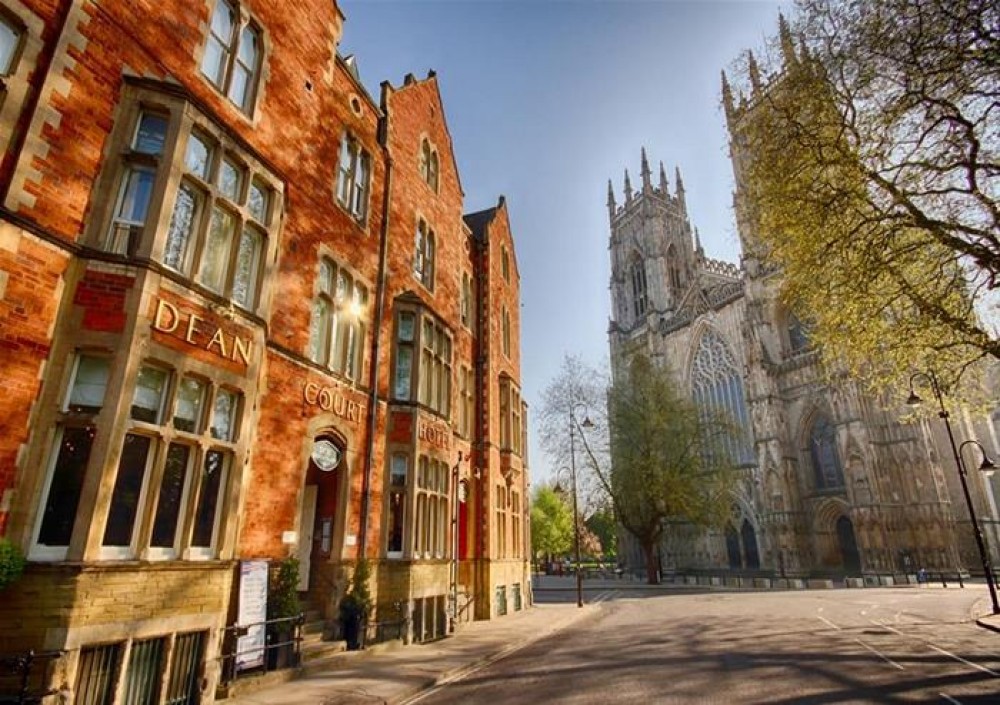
[312,439,342,472]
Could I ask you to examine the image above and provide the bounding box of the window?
[630,257,647,318]
[308,258,368,380]
[502,306,511,358]
[690,329,753,465]
[336,133,371,222]
[666,244,682,290]
[106,111,168,255]
[201,0,262,113]
[810,415,844,491]
[511,491,521,559]
[415,456,448,558]
[393,311,416,400]
[386,454,408,558]
[419,138,439,191]
[499,377,522,455]
[458,366,473,438]
[101,362,241,559]
[787,312,810,354]
[460,272,472,329]
[418,318,452,416]
[0,14,23,77]
[393,308,452,417]
[102,97,278,311]
[501,246,510,283]
[495,486,507,558]
[414,219,435,290]
[32,354,110,559]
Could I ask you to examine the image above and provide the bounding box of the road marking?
[869,618,904,636]
[928,645,1000,677]
[817,615,841,631]
[854,638,904,670]
[940,694,963,704]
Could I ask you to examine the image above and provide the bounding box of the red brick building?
[0,1,528,701]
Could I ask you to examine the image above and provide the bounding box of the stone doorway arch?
[837,515,862,575]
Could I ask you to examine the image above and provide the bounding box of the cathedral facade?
[607,141,997,579]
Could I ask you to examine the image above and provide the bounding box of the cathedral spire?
[607,178,617,216]
[778,13,797,67]
[659,161,668,193]
[694,226,704,257]
[674,166,686,214]
[640,147,652,191]
[721,69,735,120]
[624,168,633,203]
[748,50,762,93]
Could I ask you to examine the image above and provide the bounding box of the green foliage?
[0,538,26,591]
[585,508,618,559]
[735,0,1000,393]
[530,486,573,559]
[607,354,734,551]
[339,557,372,621]
[266,557,301,619]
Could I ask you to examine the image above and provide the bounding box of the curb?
[975,617,1000,634]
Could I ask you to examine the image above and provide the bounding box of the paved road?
[405,587,1000,704]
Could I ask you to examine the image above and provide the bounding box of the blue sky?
[338,0,784,483]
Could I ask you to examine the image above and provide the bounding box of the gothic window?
[690,329,753,464]
[666,244,682,290]
[419,138,439,192]
[502,306,511,357]
[460,272,472,328]
[201,0,262,114]
[629,257,647,318]
[809,415,844,491]
[501,246,510,283]
[787,312,810,354]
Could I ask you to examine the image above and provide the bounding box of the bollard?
[941,572,948,588]
[958,572,964,588]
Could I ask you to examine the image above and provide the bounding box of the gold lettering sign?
[153,298,253,365]
[418,422,450,449]
[303,382,364,424]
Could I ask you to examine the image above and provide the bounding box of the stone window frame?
[307,254,370,383]
[808,414,845,492]
[498,374,522,456]
[98,358,243,561]
[495,484,508,559]
[413,217,436,291]
[459,271,471,329]
[457,364,473,439]
[501,305,511,358]
[391,305,453,420]
[199,0,266,116]
[510,489,521,559]
[385,451,409,559]
[0,1,42,164]
[629,253,647,318]
[413,454,449,560]
[500,245,510,284]
[418,136,439,192]
[335,131,372,225]
[86,84,283,317]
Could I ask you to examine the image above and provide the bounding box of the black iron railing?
[217,614,303,685]
[0,650,63,705]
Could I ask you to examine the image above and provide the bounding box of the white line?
[940,693,963,704]
[854,638,905,670]
[817,615,841,631]
[929,645,1000,677]
[869,618,904,636]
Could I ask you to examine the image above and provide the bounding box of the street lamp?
[908,371,1000,614]
[569,404,593,609]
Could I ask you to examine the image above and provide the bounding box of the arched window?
[691,329,753,464]
[629,256,647,318]
[809,415,844,490]
[787,312,810,354]
[666,244,682,290]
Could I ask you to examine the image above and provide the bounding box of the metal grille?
[495,585,507,616]
[164,632,205,705]
[512,583,522,611]
[76,644,122,705]
[122,638,165,705]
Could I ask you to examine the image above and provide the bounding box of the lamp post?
[908,371,1000,614]
[568,404,593,609]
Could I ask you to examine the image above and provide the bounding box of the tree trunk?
[641,540,660,584]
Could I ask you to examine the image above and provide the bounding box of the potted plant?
[339,558,372,650]
[266,557,301,669]
[0,538,26,592]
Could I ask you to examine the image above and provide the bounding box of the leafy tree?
[585,508,618,559]
[731,0,1000,391]
[530,485,574,566]
[540,354,735,584]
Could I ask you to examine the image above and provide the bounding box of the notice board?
[236,560,268,671]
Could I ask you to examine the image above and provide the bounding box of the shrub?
[0,538,26,591]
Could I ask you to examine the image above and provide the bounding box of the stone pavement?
[223,601,598,705]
